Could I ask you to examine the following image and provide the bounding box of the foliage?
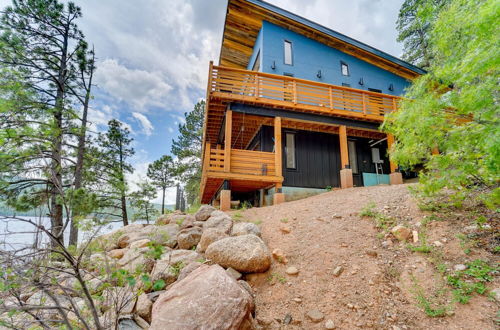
[95,119,135,225]
[130,180,159,224]
[396,0,449,69]
[446,259,496,304]
[171,100,205,205]
[359,202,377,217]
[147,155,175,214]
[385,0,500,208]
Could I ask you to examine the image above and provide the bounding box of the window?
[284,40,293,65]
[348,140,358,174]
[285,133,296,169]
[252,50,260,71]
[342,83,351,87]
[341,62,349,76]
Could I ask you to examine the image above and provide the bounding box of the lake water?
[0,215,148,250]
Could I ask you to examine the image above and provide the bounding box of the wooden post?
[386,134,397,173]
[339,125,353,189]
[255,73,260,99]
[329,86,333,109]
[362,93,367,115]
[273,183,285,205]
[220,180,231,211]
[339,125,349,169]
[274,116,282,177]
[224,110,232,172]
[204,142,211,172]
[292,80,297,104]
[387,133,403,185]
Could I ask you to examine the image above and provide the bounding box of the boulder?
[205,234,271,273]
[118,247,155,273]
[151,250,203,284]
[135,293,153,322]
[197,228,228,253]
[117,318,142,330]
[101,287,136,314]
[129,239,151,249]
[150,264,254,330]
[203,211,233,234]
[179,215,196,229]
[155,213,171,225]
[177,262,202,281]
[107,248,127,259]
[117,224,179,248]
[391,225,412,241]
[176,227,202,250]
[195,205,217,221]
[98,224,146,250]
[231,222,261,237]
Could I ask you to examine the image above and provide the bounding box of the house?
[200,0,425,210]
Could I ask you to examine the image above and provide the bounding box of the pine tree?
[130,180,158,224]
[96,119,135,226]
[396,0,449,69]
[0,0,90,246]
[147,155,174,214]
[171,100,204,205]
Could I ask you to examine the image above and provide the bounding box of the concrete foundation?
[273,193,285,205]
[340,168,353,189]
[220,190,231,211]
[389,172,403,185]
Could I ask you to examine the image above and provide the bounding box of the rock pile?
[78,205,270,329]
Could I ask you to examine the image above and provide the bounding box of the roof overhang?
[219,0,426,79]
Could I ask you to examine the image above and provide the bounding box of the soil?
[234,184,499,330]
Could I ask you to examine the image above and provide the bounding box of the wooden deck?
[204,63,400,146]
[200,144,283,203]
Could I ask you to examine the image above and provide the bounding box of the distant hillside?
[0,201,175,217]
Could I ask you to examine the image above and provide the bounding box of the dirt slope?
[234,184,498,330]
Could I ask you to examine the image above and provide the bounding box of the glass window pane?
[284,41,292,65]
[341,62,349,76]
[348,140,358,174]
[252,51,260,71]
[286,133,296,169]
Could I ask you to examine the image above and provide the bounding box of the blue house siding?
[251,21,410,96]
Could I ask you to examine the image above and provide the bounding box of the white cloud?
[95,59,173,111]
[167,127,174,134]
[132,112,154,136]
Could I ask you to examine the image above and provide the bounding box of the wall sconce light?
[271,61,276,70]
[358,78,364,86]
[388,83,394,91]
[316,70,322,78]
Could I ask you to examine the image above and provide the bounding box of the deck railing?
[206,147,276,176]
[208,64,399,121]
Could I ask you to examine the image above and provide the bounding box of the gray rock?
[306,309,324,323]
[325,319,335,329]
[117,247,155,273]
[177,262,203,281]
[176,227,202,250]
[195,205,217,221]
[286,266,299,275]
[203,211,233,234]
[118,318,142,330]
[205,234,271,273]
[491,288,500,302]
[231,222,261,237]
[226,267,242,280]
[454,264,467,271]
[197,228,228,253]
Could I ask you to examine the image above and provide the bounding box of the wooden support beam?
[274,116,282,177]
[339,125,349,169]
[387,133,397,173]
[224,110,232,172]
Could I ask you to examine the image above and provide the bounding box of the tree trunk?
[69,51,95,247]
[161,187,166,214]
[121,193,128,226]
[50,24,70,248]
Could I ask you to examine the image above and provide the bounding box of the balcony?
[207,64,400,122]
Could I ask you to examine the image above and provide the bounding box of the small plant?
[240,200,252,210]
[280,218,288,223]
[253,219,262,225]
[176,217,185,226]
[145,241,165,260]
[408,231,433,253]
[325,185,333,191]
[456,233,477,255]
[446,259,497,304]
[169,262,185,277]
[268,272,287,284]
[373,213,396,231]
[359,202,377,217]
[233,211,242,221]
[411,275,450,317]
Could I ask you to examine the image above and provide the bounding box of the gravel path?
[236,184,498,330]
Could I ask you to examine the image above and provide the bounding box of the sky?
[1,0,406,204]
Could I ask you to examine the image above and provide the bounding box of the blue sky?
[1,0,406,203]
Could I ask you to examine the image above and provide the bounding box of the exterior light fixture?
[358,78,364,86]
[317,70,322,78]
[388,83,394,91]
[271,61,276,70]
